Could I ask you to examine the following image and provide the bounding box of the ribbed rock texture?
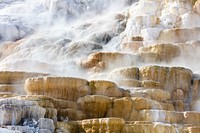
[139,43,181,62]
[0,0,200,133]
[81,52,137,71]
[25,77,91,101]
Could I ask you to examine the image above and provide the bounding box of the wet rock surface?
[25,77,90,101]
[80,52,138,71]
[1,0,200,133]
[139,43,181,62]
[0,65,198,132]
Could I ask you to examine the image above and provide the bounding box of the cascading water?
[11,109,16,125]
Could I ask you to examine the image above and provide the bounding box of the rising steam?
[0,0,200,80]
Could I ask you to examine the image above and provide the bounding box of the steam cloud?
[0,0,200,80]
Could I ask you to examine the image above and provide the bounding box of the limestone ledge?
[139,65,193,94]
[158,28,200,43]
[25,77,91,101]
[0,95,176,123]
[0,71,48,84]
[139,43,181,62]
[0,66,197,133]
[55,117,200,133]
[80,52,138,71]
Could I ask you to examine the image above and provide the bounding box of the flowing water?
[0,0,199,75]
[0,0,138,76]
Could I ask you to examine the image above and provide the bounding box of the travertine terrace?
[0,0,200,133]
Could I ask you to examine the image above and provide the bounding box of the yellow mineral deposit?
[139,43,181,62]
[108,67,139,80]
[158,28,200,43]
[194,0,200,13]
[25,77,91,101]
[77,95,111,118]
[89,80,122,97]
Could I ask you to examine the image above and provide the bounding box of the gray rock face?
[39,129,52,133]
[0,98,38,106]
[66,41,103,56]
[22,118,38,127]
[0,128,21,133]
[88,31,113,44]
[0,103,46,126]
[0,98,46,119]
[25,106,46,119]
[6,126,34,133]
[0,104,22,125]
[38,118,55,132]
[4,118,55,133]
